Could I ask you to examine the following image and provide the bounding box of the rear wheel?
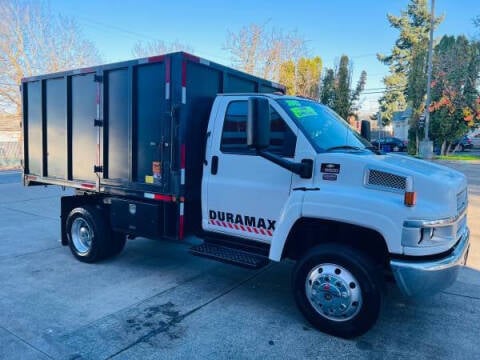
[293,244,382,338]
[66,205,111,263]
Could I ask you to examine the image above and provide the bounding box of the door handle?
[211,156,218,175]
[203,131,211,165]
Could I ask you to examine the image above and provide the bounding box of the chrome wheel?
[71,218,93,255]
[305,263,362,322]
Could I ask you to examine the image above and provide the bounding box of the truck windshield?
[277,99,370,153]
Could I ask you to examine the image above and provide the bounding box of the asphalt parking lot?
[0,161,479,360]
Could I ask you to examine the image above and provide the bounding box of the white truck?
[22,52,470,338]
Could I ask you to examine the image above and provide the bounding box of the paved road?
[0,167,479,360]
[0,170,21,184]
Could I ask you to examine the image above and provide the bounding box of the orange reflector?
[404,191,416,207]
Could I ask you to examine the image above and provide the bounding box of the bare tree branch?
[132,39,193,58]
[0,0,100,122]
[224,23,308,82]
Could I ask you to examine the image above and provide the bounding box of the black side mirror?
[247,97,270,150]
[360,120,371,142]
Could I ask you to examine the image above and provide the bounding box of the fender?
[269,191,305,261]
[269,189,403,261]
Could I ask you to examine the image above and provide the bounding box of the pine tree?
[377,0,442,124]
[320,69,335,108]
[334,56,351,119]
[319,56,366,119]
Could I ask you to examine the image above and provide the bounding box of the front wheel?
[293,244,382,338]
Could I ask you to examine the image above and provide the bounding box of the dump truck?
[21,52,470,338]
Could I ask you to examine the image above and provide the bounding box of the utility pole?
[420,0,435,158]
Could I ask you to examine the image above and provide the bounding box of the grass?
[436,153,480,161]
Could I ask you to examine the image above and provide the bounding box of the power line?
[362,90,399,95]
[75,16,161,42]
[362,86,406,91]
[350,53,378,59]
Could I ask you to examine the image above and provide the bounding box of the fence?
[0,141,22,170]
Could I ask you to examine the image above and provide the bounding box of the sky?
[49,0,479,115]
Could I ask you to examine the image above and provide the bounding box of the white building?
[392,108,412,141]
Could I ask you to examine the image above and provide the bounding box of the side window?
[270,107,296,157]
[220,101,296,157]
[220,101,249,153]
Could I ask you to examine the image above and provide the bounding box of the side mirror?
[360,120,371,142]
[247,97,270,150]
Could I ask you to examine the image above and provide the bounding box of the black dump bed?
[22,52,284,238]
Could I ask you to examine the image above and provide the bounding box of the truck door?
[202,96,297,243]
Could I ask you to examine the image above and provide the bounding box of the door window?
[220,101,296,157]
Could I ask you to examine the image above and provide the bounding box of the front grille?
[457,189,468,213]
[367,169,407,192]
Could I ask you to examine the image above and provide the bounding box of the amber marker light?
[404,191,417,207]
[404,176,416,206]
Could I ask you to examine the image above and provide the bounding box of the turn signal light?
[404,191,416,207]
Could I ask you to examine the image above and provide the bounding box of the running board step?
[190,242,270,269]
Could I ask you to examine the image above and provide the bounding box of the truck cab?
[199,93,470,337]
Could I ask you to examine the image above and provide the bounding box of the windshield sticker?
[290,106,318,118]
[285,100,302,107]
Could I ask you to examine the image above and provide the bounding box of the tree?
[406,41,428,153]
[224,23,308,82]
[334,55,351,119]
[377,0,442,124]
[279,60,296,95]
[319,69,335,108]
[296,57,322,98]
[132,39,193,58]
[319,55,366,119]
[0,0,100,123]
[279,56,322,98]
[429,35,480,154]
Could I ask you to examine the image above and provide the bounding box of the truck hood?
[314,152,467,219]
[379,154,467,217]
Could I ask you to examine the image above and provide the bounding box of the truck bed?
[22,52,284,238]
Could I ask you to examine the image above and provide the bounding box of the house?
[392,108,412,141]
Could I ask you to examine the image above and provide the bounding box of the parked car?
[471,133,480,148]
[370,137,407,152]
[452,136,473,152]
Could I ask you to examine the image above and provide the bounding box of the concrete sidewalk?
[0,168,479,360]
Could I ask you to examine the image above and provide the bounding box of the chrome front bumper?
[390,227,470,297]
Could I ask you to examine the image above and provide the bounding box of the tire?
[459,144,464,152]
[66,205,111,263]
[292,244,382,338]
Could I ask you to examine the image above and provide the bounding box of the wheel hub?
[71,218,93,255]
[306,263,362,322]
